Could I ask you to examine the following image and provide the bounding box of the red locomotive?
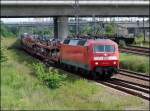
[21,33,119,79]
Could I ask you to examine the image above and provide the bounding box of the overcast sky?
[1,17,149,23]
[1,18,52,23]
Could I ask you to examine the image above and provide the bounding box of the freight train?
[21,33,119,79]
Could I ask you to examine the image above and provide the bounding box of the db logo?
[104,53,107,56]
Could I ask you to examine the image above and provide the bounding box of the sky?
[1,17,149,23]
[1,18,53,23]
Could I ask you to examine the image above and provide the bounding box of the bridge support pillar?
[54,17,68,40]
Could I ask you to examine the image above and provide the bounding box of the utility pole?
[116,16,119,37]
[18,22,22,37]
[143,17,145,42]
[137,20,139,37]
[92,14,96,35]
[17,25,20,38]
[74,0,79,35]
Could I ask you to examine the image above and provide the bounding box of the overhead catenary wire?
[74,0,80,35]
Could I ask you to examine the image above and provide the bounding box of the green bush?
[120,53,149,74]
[33,63,66,89]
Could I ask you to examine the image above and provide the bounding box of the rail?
[120,45,150,56]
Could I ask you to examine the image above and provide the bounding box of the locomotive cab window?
[94,45,115,53]
[69,40,79,46]
[78,40,87,46]
[63,39,70,44]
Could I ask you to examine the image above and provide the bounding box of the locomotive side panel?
[60,44,90,70]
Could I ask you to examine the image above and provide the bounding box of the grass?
[120,53,149,75]
[33,63,67,89]
[1,37,149,110]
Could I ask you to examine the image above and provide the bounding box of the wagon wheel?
[74,66,79,73]
[81,70,89,78]
[104,73,113,80]
[92,72,99,80]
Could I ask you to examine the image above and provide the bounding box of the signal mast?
[74,0,79,35]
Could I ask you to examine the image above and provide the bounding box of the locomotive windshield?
[94,45,115,52]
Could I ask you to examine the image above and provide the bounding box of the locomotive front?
[89,39,119,77]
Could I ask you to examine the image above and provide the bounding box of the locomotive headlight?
[113,61,117,64]
[95,62,99,65]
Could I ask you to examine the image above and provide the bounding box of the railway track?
[109,69,150,101]
[120,69,149,79]
[99,78,150,101]
[119,69,149,82]
[120,45,150,56]
[21,47,150,101]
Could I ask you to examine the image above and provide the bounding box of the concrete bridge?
[1,0,149,17]
[1,0,149,39]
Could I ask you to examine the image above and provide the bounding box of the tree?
[81,24,93,35]
[105,22,117,35]
[0,21,14,37]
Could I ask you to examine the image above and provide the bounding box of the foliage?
[7,26,19,36]
[0,47,7,63]
[81,24,93,35]
[134,34,150,47]
[70,22,104,36]
[120,53,149,75]
[0,21,15,37]
[118,40,126,48]
[33,63,66,89]
[0,21,54,37]
[105,23,117,35]
[134,33,144,44]
[69,22,117,36]
[32,27,53,36]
